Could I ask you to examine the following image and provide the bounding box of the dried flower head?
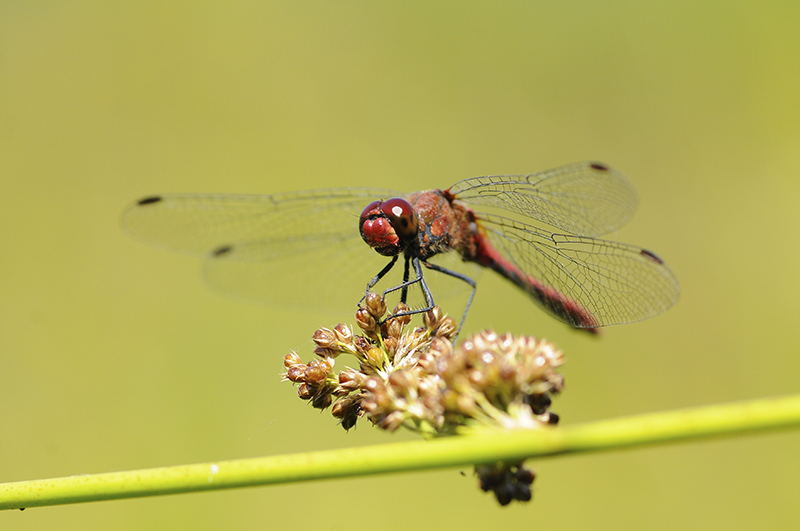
[282,292,567,505]
[476,461,536,506]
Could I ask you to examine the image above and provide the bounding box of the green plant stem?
[3,394,800,510]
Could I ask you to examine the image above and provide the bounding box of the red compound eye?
[381,198,418,242]
[359,200,382,227]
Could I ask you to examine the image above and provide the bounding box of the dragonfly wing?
[476,213,680,327]
[121,188,400,308]
[448,162,638,238]
[121,188,399,257]
[200,232,392,313]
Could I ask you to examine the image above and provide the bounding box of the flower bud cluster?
[282,293,567,505]
[283,293,564,435]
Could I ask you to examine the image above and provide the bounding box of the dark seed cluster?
[476,462,536,506]
[282,292,566,504]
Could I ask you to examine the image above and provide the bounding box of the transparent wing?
[121,188,398,256]
[477,213,680,327]
[448,162,638,238]
[121,188,401,311]
[199,232,397,315]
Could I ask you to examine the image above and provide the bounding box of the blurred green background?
[2,1,799,529]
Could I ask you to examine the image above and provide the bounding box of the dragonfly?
[122,161,679,332]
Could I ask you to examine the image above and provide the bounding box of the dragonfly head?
[359,198,419,257]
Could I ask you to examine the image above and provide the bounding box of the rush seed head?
[283,293,564,432]
[281,293,566,505]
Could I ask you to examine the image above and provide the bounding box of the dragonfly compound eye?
[359,199,403,256]
[381,198,419,243]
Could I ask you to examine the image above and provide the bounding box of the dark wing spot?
[137,196,163,206]
[589,162,609,171]
[212,245,233,257]
[640,248,664,264]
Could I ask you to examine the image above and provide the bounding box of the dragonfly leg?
[421,260,476,335]
[360,255,399,305]
[400,255,411,304]
[378,258,476,342]
[361,255,431,320]
[379,257,435,325]
[380,256,429,306]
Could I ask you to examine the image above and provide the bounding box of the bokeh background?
[2,1,799,529]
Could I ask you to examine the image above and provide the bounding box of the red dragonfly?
[122,162,679,332]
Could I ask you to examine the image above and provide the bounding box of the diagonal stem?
[2,394,800,511]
